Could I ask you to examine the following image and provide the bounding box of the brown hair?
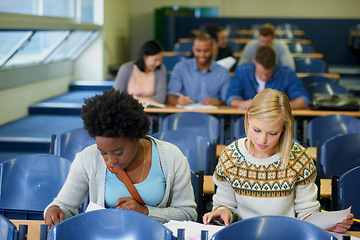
[255,46,276,69]
[194,32,212,46]
[259,23,275,37]
[244,88,293,168]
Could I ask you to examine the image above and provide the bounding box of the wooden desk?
[234,52,324,59]
[145,105,360,117]
[229,38,312,45]
[296,72,341,79]
[11,219,45,240]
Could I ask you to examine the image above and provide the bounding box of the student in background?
[203,88,354,234]
[167,32,231,106]
[44,89,197,228]
[114,40,167,104]
[239,23,295,70]
[206,24,233,61]
[227,46,309,109]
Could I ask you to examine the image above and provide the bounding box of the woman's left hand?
[115,197,149,215]
[326,213,354,234]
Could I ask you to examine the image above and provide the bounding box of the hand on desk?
[116,197,149,215]
[44,206,65,229]
[325,213,354,234]
[201,98,222,106]
[203,208,232,226]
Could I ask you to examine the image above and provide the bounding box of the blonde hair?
[244,88,293,168]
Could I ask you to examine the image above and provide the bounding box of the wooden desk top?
[234,52,324,59]
[145,105,360,117]
[296,72,340,79]
[229,38,312,45]
[11,219,45,240]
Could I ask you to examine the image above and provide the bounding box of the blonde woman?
[203,88,353,234]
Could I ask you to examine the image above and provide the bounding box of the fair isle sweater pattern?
[215,141,316,197]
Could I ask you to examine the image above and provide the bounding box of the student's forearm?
[290,98,308,110]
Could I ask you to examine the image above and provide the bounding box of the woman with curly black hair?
[44,89,197,228]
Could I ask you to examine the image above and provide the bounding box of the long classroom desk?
[234,52,324,59]
[11,218,360,239]
[145,105,360,118]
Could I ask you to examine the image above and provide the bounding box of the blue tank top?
[105,138,166,207]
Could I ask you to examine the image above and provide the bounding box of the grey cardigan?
[114,61,167,103]
[44,137,197,223]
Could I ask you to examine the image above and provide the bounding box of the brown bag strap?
[105,161,146,206]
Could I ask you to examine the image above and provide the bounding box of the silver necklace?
[138,139,146,183]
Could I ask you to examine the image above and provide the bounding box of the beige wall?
[125,0,360,59]
[0,76,72,125]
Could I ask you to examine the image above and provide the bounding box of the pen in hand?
[176,92,195,104]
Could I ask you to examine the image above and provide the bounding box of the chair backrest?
[0,154,71,220]
[49,209,174,240]
[161,112,221,145]
[304,82,349,95]
[233,116,246,140]
[227,41,241,52]
[152,130,213,174]
[295,57,327,73]
[301,75,336,88]
[173,41,193,52]
[0,214,18,240]
[338,166,360,218]
[307,114,360,147]
[54,127,96,162]
[211,215,333,240]
[287,42,313,53]
[162,54,188,71]
[319,133,360,178]
[190,170,204,222]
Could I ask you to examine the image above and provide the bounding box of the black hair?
[81,89,150,139]
[134,40,164,72]
[206,24,225,42]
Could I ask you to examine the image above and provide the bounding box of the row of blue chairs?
[1,208,335,240]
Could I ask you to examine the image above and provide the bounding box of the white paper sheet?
[176,103,217,110]
[216,57,237,70]
[85,202,105,212]
[304,207,352,229]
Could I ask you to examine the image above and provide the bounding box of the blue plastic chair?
[162,54,188,71]
[0,214,19,240]
[307,114,360,147]
[54,127,95,162]
[227,41,241,52]
[319,133,360,179]
[173,41,193,52]
[295,57,327,73]
[301,75,336,87]
[211,215,333,240]
[161,112,222,145]
[152,130,213,175]
[190,170,204,223]
[305,82,349,96]
[332,166,360,216]
[49,209,174,240]
[233,116,246,140]
[288,42,313,53]
[0,154,71,220]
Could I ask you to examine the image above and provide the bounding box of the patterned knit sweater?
[213,137,320,222]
